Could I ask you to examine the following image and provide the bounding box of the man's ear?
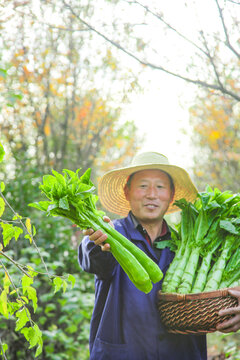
[170,189,175,204]
[124,184,129,201]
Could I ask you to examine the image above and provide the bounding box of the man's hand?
[83,216,114,252]
[216,288,240,333]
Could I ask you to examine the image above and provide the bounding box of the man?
[78,152,240,360]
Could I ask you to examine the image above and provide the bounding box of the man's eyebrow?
[138,178,165,182]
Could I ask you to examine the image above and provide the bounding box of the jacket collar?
[128,211,171,241]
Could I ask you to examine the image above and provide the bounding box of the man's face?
[124,169,174,224]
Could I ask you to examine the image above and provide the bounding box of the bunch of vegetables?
[29,168,163,294]
[159,185,240,294]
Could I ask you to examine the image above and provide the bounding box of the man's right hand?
[83,216,113,252]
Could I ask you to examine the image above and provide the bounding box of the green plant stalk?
[78,213,152,286]
[219,247,240,289]
[52,207,153,292]
[220,271,240,289]
[191,226,223,293]
[227,279,240,288]
[119,255,153,293]
[106,233,153,293]
[95,214,163,283]
[162,245,191,293]
[191,252,213,293]
[160,245,184,291]
[204,236,236,292]
[70,190,162,285]
[177,247,200,294]
[176,205,221,294]
[161,206,190,289]
[162,201,196,293]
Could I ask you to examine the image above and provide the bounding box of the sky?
[122,69,195,171]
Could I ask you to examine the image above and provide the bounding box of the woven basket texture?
[158,288,239,335]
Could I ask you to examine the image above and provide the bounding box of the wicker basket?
[158,287,239,335]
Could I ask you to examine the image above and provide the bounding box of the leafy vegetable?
[29,168,163,293]
[161,185,240,294]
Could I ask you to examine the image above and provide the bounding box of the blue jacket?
[78,213,207,360]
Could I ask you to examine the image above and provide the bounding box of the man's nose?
[146,186,157,198]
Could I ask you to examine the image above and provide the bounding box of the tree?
[0,1,143,357]
[61,0,240,102]
[189,86,240,192]
[1,0,141,178]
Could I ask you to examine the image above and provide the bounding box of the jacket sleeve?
[78,236,117,280]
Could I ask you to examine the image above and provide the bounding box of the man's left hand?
[216,288,240,333]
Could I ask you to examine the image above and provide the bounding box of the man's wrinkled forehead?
[126,169,175,190]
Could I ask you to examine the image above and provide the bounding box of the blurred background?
[0,0,239,358]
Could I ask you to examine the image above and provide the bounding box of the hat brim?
[98,163,198,217]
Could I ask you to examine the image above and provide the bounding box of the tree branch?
[0,251,32,278]
[128,0,209,58]
[62,0,240,102]
[215,0,240,59]
[199,30,224,91]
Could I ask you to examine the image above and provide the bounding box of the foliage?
[189,86,240,192]
[0,6,143,353]
[0,143,96,359]
[0,144,42,358]
[208,333,240,360]
[0,0,141,177]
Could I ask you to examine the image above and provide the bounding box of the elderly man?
[78,152,240,360]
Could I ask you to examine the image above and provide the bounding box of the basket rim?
[158,286,240,302]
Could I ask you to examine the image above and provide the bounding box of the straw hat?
[98,152,198,216]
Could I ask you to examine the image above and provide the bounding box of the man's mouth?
[144,204,158,209]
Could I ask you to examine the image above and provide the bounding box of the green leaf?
[3,272,11,292]
[52,170,66,187]
[80,168,93,185]
[0,343,8,356]
[0,289,9,318]
[21,324,43,356]
[66,324,78,334]
[27,286,38,312]
[53,277,63,293]
[154,240,174,251]
[0,223,23,246]
[0,143,5,163]
[6,92,23,107]
[12,213,22,220]
[62,280,67,293]
[47,203,58,211]
[63,168,80,183]
[68,274,76,288]
[20,296,29,304]
[0,198,5,217]
[0,68,7,78]
[220,219,239,235]
[22,274,33,292]
[15,308,30,331]
[26,218,32,235]
[0,182,5,192]
[42,174,57,187]
[59,196,70,210]
[28,201,51,211]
